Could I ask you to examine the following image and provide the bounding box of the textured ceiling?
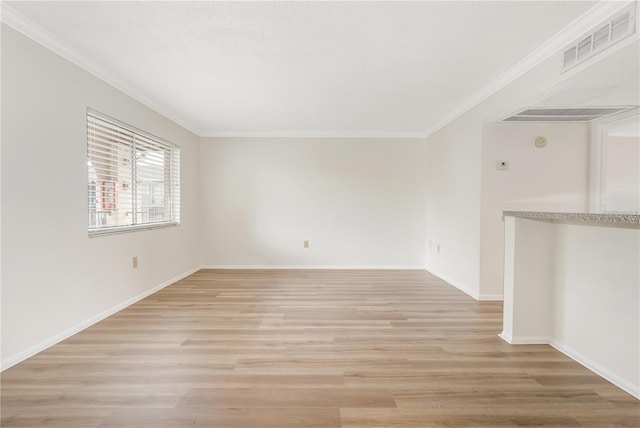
[6,1,598,136]
[541,36,639,105]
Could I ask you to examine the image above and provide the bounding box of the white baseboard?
[498,333,639,400]
[0,266,200,372]
[478,294,504,301]
[425,268,480,300]
[200,265,425,270]
[499,332,548,345]
[548,339,640,400]
[498,332,513,343]
[5,266,637,400]
[425,269,503,302]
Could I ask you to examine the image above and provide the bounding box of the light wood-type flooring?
[1,269,638,427]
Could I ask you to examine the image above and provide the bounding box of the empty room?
[1,1,639,427]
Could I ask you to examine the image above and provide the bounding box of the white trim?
[589,114,607,211]
[499,333,549,345]
[424,1,635,138]
[201,131,428,139]
[0,3,201,136]
[3,2,632,140]
[589,108,640,211]
[0,266,200,372]
[425,268,479,300]
[200,265,425,270]
[549,339,640,400]
[498,332,514,343]
[478,294,503,301]
[88,222,179,238]
[498,333,640,399]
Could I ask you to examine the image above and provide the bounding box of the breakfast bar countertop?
[503,211,640,224]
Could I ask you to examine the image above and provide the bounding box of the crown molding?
[423,0,637,138]
[2,1,633,140]
[0,3,424,140]
[0,2,203,136]
[201,131,428,139]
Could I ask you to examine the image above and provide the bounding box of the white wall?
[604,135,640,212]
[424,48,567,299]
[424,36,640,300]
[551,222,639,398]
[503,216,640,398]
[424,118,482,297]
[480,122,590,298]
[1,25,200,367]
[200,137,427,267]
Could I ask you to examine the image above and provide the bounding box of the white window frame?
[87,109,180,236]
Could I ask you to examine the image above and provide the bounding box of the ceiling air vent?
[562,4,636,71]
[502,106,634,123]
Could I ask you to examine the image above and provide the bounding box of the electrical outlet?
[436,244,440,254]
[132,256,138,269]
[303,240,309,248]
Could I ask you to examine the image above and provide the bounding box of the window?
[87,109,180,235]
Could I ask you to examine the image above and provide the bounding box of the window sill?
[88,222,179,237]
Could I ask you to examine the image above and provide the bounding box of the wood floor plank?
[1,269,638,427]
[98,408,342,428]
[178,387,397,408]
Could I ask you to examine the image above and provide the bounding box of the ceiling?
[5,1,600,136]
[609,120,640,137]
[535,38,640,108]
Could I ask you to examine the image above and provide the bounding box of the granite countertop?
[503,211,640,224]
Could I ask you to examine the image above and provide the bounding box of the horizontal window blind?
[87,109,180,235]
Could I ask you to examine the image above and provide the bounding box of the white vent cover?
[503,106,634,122]
[562,4,636,71]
